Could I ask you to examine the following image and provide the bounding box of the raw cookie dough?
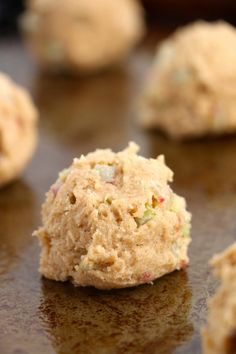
[0,73,37,187]
[202,243,236,354]
[140,21,236,139]
[35,142,191,290]
[21,0,145,73]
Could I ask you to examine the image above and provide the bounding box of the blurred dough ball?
[141,21,236,139]
[21,0,145,73]
[202,243,236,354]
[0,73,38,187]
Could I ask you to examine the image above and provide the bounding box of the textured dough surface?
[0,73,38,187]
[202,243,236,354]
[35,142,191,289]
[21,0,145,73]
[141,21,236,139]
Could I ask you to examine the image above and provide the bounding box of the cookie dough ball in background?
[0,73,38,187]
[35,142,191,290]
[141,21,236,139]
[21,0,145,73]
[202,243,236,354]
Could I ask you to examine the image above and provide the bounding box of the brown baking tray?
[0,30,235,354]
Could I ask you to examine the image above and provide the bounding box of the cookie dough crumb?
[202,243,236,354]
[34,142,191,290]
[0,73,38,187]
[140,21,236,139]
[21,0,145,73]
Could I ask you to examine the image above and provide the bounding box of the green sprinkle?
[212,112,225,131]
[170,195,184,213]
[46,40,64,62]
[182,224,190,238]
[172,67,191,84]
[135,204,156,227]
[75,263,92,272]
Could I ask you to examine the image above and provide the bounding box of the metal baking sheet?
[0,34,235,354]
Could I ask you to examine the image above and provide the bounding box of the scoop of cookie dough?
[35,142,191,289]
[202,243,236,354]
[141,21,236,139]
[21,0,145,73]
[0,73,38,187]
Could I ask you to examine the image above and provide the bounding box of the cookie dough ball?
[21,0,145,73]
[35,142,191,289]
[141,21,236,139]
[0,73,38,187]
[202,243,236,354]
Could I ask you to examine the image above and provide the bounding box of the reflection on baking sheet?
[149,134,236,197]
[39,271,193,354]
[0,181,36,276]
[34,71,135,146]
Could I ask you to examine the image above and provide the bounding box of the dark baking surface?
[0,31,236,354]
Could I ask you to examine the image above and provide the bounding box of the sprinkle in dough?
[34,142,191,289]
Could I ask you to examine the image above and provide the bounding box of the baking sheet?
[0,34,235,354]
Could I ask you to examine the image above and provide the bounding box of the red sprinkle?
[159,197,165,203]
[180,260,188,270]
[50,181,62,197]
[140,271,152,282]
[15,116,24,129]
